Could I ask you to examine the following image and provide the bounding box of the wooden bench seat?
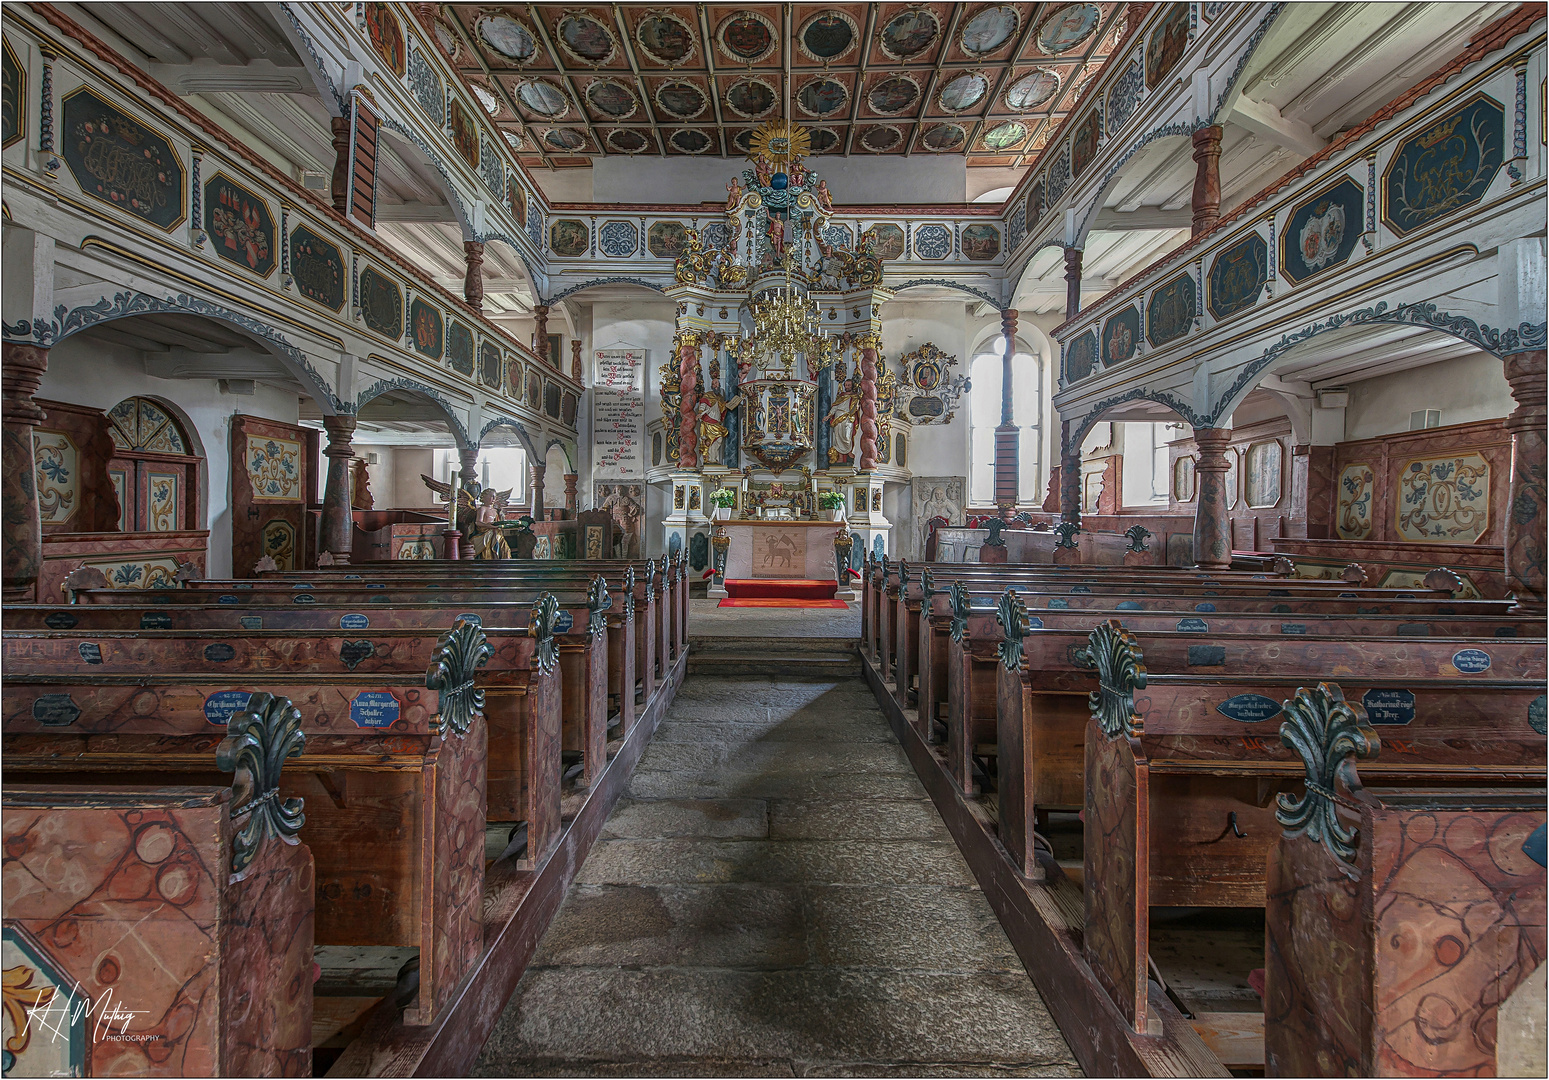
[2,694,315,1075]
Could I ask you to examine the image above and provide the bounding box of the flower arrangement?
[710,488,738,509]
[817,491,846,510]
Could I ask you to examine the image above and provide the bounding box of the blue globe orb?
[770,172,789,190]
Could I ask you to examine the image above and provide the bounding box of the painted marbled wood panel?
[1083,722,1148,1031]
[449,97,478,169]
[1282,176,1363,285]
[647,220,690,259]
[409,298,443,359]
[1025,180,1043,233]
[290,225,345,311]
[1145,3,1190,89]
[479,340,503,389]
[550,218,589,257]
[1396,452,1490,542]
[1207,232,1268,320]
[865,223,905,260]
[961,224,1000,261]
[358,266,403,340]
[1070,108,1100,180]
[447,319,475,376]
[1337,463,1376,539]
[81,553,181,589]
[60,88,185,230]
[247,434,303,502]
[1382,93,1504,238]
[1065,330,1097,382]
[32,429,79,527]
[1147,272,1195,347]
[205,173,276,277]
[1375,567,1483,598]
[1369,807,1546,1074]
[363,1,406,76]
[1101,306,1140,367]
[1264,831,1368,1076]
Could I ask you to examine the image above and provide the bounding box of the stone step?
[685,636,860,677]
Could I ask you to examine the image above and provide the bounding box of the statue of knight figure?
[694,357,744,467]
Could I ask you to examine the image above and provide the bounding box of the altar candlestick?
[449,471,461,528]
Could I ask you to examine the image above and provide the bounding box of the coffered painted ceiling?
[437,3,1125,168]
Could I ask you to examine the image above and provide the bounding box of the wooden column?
[329,116,350,215]
[1064,247,1083,321]
[2,342,48,601]
[319,414,357,564]
[570,339,583,382]
[858,331,880,471]
[994,309,1019,517]
[533,305,550,365]
[530,464,546,521]
[676,331,700,469]
[458,446,479,490]
[463,241,485,313]
[1503,349,1547,614]
[1191,125,1223,238]
[1192,427,1233,570]
[563,473,578,513]
[1059,419,1081,526]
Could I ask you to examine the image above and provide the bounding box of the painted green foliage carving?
[1053,520,1081,550]
[530,591,560,673]
[622,564,636,619]
[1124,524,1151,553]
[1084,620,1147,739]
[587,574,612,639]
[948,579,971,642]
[996,587,1028,672]
[216,691,306,877]
[426,616,492,737]
[1276,682,1380,871]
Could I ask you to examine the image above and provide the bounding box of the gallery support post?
[994,309,1019,518]
[1191,125,1223,238]
[463,241,485,313]
[1503,349,1547,614]
[534,305,550,366]
[1059,419,1081,528]
[320,414,358,564]
[1,342,48,602]
[1192,427,1233,571]
[1064,248,1083,322]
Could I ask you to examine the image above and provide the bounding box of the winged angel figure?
[421,474,515,560]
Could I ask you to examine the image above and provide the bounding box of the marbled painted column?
[330,116,351,215]
[458,447,479,491]
[858,332,880,471]
[530,464,547,521]
[1059,419,1080,526]
[319,414,357,564]
[1191,125,1223,237]
[2,342,47,602]
[676,332,700,470]
[563,473,578,513]
[570,339,583,382]
[1192,427,1233,570]
[463,241,485,313]
[1064,248,1083,321]
[1503,349,1547,613]
[994,309,1019,516]
[533,305,550,366]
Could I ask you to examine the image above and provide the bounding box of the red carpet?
[718,598,850,609]
[724,578,837,600]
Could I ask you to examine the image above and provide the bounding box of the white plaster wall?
[592,298,676,556]
[1344,353,1511,441]
[37,336,302,578]
[391,447,437,509]
[529,168,595,205]
[353,442,395,510]
[591,155,971,205]
[883,299,971,493]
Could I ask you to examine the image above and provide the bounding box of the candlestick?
[449,470,461,530]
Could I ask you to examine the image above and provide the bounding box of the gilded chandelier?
[748,266,838,378]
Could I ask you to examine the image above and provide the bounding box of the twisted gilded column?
[319,414,358,564]
[676,331,700,469]
[857,331,880,471]
[2,342,48,601]
[1192,428,1233,570]
[1503,349,1547,613]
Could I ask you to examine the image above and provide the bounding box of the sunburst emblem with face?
[746,119,812,168]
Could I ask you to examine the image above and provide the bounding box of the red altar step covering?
[724,578,837,600]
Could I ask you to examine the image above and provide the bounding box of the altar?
[708,518,854,601]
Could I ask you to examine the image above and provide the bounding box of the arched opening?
[966,336,1044,506]
[102,396,203,533]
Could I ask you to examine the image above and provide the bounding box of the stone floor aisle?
[474,674,1079,1077]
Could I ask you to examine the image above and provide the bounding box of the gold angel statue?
[421,474,515,560]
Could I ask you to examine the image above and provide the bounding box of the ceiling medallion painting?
[867,75,920,116]
[921,123,967,152]
[725,76,777,120]
[860,125,904,153]
[544,127,587,151]
[476,13,535,63]
[807,127,841,153]
[798,10,859,62]
[634,10,697,66]
[731,129,754,154]
[959,6,1019,56]
[503,130,528,151]
[656,80,709,120]
[669,128,714,154]
[1038,3,1102,55]
[796,77,848,119]
[937,71,988,114]
[470,81,501,115]
[1005,68,1060,111]
[517,77,569,118]
[586,78,637,119]
[434,18,463,60]
[717,11,778,65]
[606,128,650,154]
[553,10,618,66]
[981,120,1029,150]
[878,8,941,60]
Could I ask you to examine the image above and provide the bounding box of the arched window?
[106,397,199,532]
[968,341,1042,505]
[434,447,528,502]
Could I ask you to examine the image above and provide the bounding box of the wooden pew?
[2,615,534,1028]
[1077,623,1544,1038]
[1263,683,1546,1076]
[2,693,315,1075]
